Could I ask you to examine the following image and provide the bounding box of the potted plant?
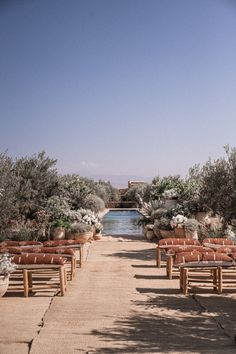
[0,253,17,297]
[66,222,92,243]
[93,222,103,240]
[50,219,70,240]
[170,214,188,238]
[162,188,179,209]
[184,218,199,240]
[158,216,175,238]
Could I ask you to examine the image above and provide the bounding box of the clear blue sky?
[1,0,236,181]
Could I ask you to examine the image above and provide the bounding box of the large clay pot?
[51,227,65,240]
[160,230,175,238]
[146,230,155,240]
[185,230,198,240]
[0,275,9,297]
[93,233,102,241]
[66,231,92,244]
[174,227,186,238]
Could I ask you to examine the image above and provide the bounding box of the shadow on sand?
[87,294,236,353]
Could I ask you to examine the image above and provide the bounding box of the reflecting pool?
[102,210,142,235]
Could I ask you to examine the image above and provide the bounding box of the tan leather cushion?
[202,252,233,262]
[0,240,43,247]
[0,241,20,247]
[174,251,203,265]
[0,247,22,254]
[43,240,82,247]
[216,246,236,254]
[202,238,234,246]
[20,247,75,256]
[13,254,66,265]
[159,238,200,247]
[167,246,213,255]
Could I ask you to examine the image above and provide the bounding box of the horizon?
[1,0,236,178]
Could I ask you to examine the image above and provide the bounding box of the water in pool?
[102,210,142,235]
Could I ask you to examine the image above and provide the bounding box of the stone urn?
[66,231,92,244]
[93,232,102,241]
[185,230,198,240]
[50,227,65,240]
[174,227,186,238]
[0,275,9,297]
[160,229,175,238]
[145,224,155,240]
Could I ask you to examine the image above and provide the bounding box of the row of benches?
[0,239,89,297]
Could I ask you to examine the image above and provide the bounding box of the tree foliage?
[198,146,236,223]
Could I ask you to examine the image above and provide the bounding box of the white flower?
[170,214,188,228]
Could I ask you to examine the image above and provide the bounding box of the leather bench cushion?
[216,246,236,254]
[159,238,200,247]
[0,241,43,247]
[202,238,234,246]
[167,246,213,255]
[174,251,203,265]
[43,240,82,247]
[13,254,67,265]
[21,247,75,256]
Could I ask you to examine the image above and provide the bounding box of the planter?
[93,233,102,241]
[146,230,155,240]
[66,231,92,244]
[174,227,186,238]
[185,230,198,240]
[160,230,175,238]
[51,227,65,240]
[0,275,9,297]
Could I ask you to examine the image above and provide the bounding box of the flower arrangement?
[170,214,188,229]
[78,208,99,226]
[0,253,17,278]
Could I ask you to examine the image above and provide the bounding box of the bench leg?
[167,256,173,279]
[70,259,74,280]
[213,269,217,291]
[183,268,188,296]
[79,248,83,267]
[218,267,223,294]
[59,266,66,296]
[156,247,161,268]
[180,267,183,290]
[28,272,33,293]
[23,269,29,297]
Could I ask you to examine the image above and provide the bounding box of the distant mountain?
[86,174,153,188]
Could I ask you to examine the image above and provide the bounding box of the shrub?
[184,218,199,232]
[0,153,19,236]
[82,194,105,213]
[14,151,59,219]
[198,146,236,223]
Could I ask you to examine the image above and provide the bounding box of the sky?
[1,0,236,186]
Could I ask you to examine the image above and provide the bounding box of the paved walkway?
[1,236,236,353]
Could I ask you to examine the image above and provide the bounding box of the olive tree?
[14,151,59,219]
[198,146,236,223]
[0,153,19,237]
